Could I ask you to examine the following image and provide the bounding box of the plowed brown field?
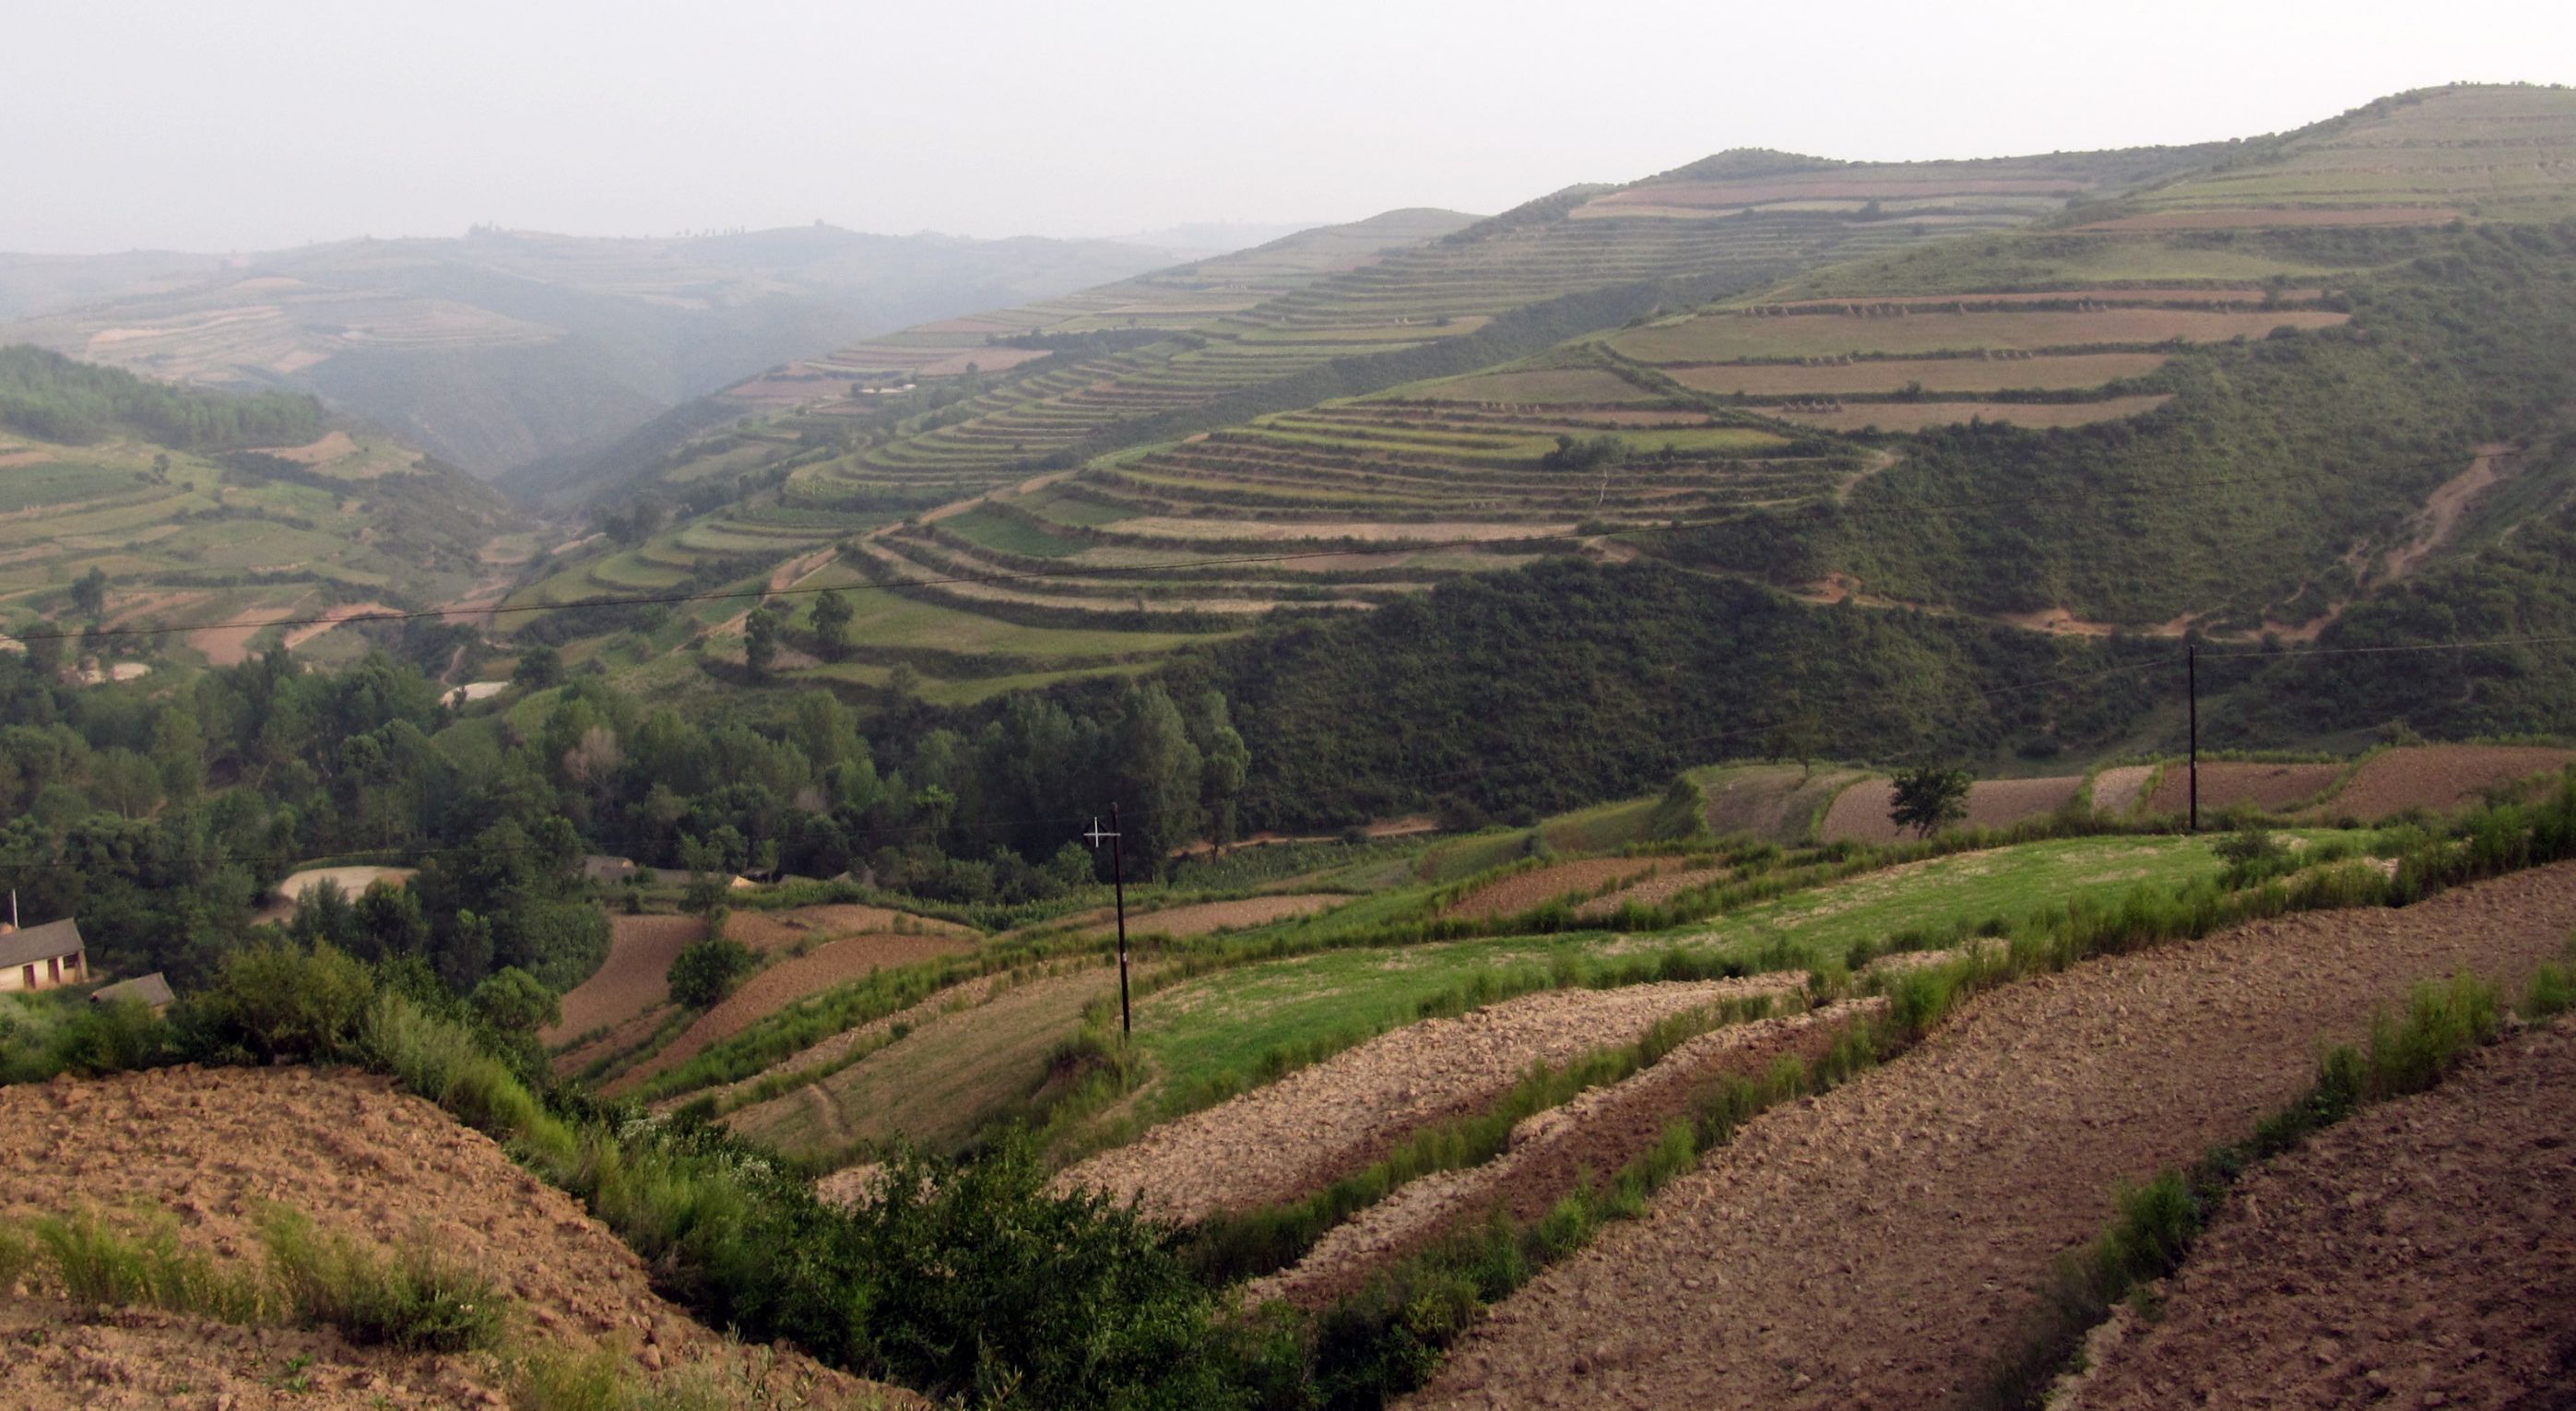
[1248,1003,1879,1310]
[1820,775,2083,843]
[2062,1014,2576,1411]
[2142,760,2344,817]
[543,914,704,1045]
[1056,977,1802,1224]
[2319,744,2576,820]
[1444,860,1662,920]
[0,1064,908,1409]
[1410,861,2576,1409]
[1573,866,1729,919]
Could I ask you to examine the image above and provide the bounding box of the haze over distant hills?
[0,224,1211,479]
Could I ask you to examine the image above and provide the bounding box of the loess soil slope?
[1411,860,2576,1409]
[2062,1012,2576,1410]
[0,1064,909,1408]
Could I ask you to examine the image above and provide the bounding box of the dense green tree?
[1889,765,1973,838]
[68,567,108,619]
[810,589,855,652]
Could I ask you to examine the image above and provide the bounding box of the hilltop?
[0,224,1205,477]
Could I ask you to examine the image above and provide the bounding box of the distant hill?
[0,225,1205,478]
[0,346,520,676]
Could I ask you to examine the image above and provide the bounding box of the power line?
[4,450,2496,646]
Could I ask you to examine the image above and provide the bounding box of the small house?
[0,918,88,993]
[89,972,175,1014]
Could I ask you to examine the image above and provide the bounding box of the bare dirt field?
[1085,894,1349,940]
[1057,977,1803,1224]
[2319,744,2576,821]
[1820,775,2083,844]
[1410,861,2576,1409]
[613,931,978,1089]
[1249,1003,1879,1310]
[1574,866,1730,919]
[1444,860,1663,920]
[2060,1013,2576,1411]
[2143,760,2346,818]
[543,914,703,1046]
[256,865,419,923]
[0,1064,907,1409]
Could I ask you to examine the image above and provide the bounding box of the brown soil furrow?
[2142,760,2345,818]
[1249,1002,1879,1310]
[2060,1013,2576,1411]
[1082,893,1350,940]
[544,914,704,1047]
[1822,775,2084,844]
[1057,977,1803,1225]
[1573,866,1729,920]
[1444,860,1662,921]
[1411,860,2576,1409]
[0,1064,911,1408]
[2317,743,2576,821]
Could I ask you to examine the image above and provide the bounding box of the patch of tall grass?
[32,1211,268,1323]
[258,1206,508,1352]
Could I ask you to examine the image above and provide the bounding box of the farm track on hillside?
[1248,1002,1881,1310]
[2060,1012,2576,1410]
[1056,977,1804,1225]
[1411,861,2576,1409]
[0,1065,909,1409]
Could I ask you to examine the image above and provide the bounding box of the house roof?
[90,971,173,1007]
[0,919,83,970]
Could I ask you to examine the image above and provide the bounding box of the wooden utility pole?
[1085,807,1133,1036]
[2187,643,2200,834]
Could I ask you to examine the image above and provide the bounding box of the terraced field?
[0,425,513,670]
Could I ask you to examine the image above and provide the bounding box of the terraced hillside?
[0,349,517,672]
[529,146,2232,698]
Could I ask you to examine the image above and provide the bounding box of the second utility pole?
[1087,803,1135,1037]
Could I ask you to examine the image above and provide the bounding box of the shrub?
[183,940,373,1063]
[668,938,755,1010]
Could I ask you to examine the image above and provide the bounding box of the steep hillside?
[1,225,1199,476]
[0,346,519,673]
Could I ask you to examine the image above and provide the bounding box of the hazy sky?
[7,0,2570,254]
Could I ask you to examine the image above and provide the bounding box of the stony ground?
[2062,1012,2576,1411]
[1409,860,2576,1409]
[0,1064,910,1409]
[1057,976,1802,1223]
[1247,1002,1881,1310]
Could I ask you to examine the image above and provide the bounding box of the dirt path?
[1249,1002,1880,1310]
[2061,1012,2576,1411]
[1057,977,1804,1224]
[1411,861,2576,1409]
[0,1064,910,1409]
